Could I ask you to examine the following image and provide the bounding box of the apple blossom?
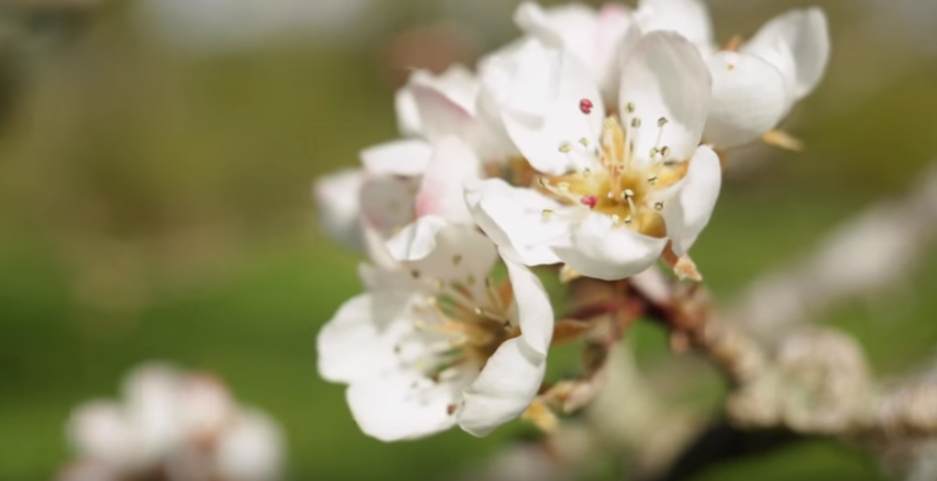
[318,216,554,440]
[468,32,720,281]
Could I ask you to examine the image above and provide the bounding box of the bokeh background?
[1,0,936,480]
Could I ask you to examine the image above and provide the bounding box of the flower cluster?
[59,363,285,481]
[315,0,829,441]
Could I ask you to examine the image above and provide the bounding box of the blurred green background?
[1,0,936,480]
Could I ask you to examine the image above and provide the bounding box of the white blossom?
[62,363,285,481]
[468,32,720,280]
[318,216,554,440]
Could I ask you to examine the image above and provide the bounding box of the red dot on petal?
[580,196,598,209]
[579,99,594,114]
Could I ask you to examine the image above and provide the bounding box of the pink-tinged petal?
[619,32,711,164]
[661,145,721,256]
[553,213,667,280]
[504,256,554,356]
[465,179,571,266]
[457,337,546,437]
[743,8,830,101]
[359,174,418,237]
[360,140,433,177]
[703,51,788,148]
[313,169,364,249]
[414,137,483,224]
[636,0,714,50]
[385,216,498,290]
[397,65,481,139]
[347,368,467,441]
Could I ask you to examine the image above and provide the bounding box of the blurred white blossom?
[60,362,285,481]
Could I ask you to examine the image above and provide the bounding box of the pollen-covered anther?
[622,189,635,200]
[579,138,589,147]
[647,174,658,185]
[658,117,669,128]
[625,102,636,113]
[631,118,642,128]
[654,202,664,211]
[579,98,594,114]
[559,143,572,154]
[557,182,570,192]
[580,196,598,209]
[661,146,671,158]
[541,209,554,219]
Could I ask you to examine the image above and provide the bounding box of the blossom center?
[539,116,687,237]
[412,273,520,373]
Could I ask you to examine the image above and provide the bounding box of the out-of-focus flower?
[318,216,554,440]
[468,32,720,280]
[60,362,286,481]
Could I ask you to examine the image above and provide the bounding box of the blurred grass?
[0,1,936,480]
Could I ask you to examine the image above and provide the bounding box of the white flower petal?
[177,376,235,441]
[703,51,789,148]
[457,337,546,437]
[360,139,433,177]
[214,409,285,481]
[396,65,481,139]
[67,401,146,471]
[636,0,714,50]
[313,169,364,249]
[465,179,571,266]
[359,174,418,237]
[619,31,711,163]
[414,137,483,224]
[553,213,668,281]
[488,39,604,175]
[503,256,554,356]
[347,369,466,441]
[594,5,641,102]
[395,87,422,138]
[661,145,721,256]
[408,81,477,144]
[385,216,498,289]
[514,2,599,74]
[743,8,830,100]
[123,364,184,461]
[317,293,417,384]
